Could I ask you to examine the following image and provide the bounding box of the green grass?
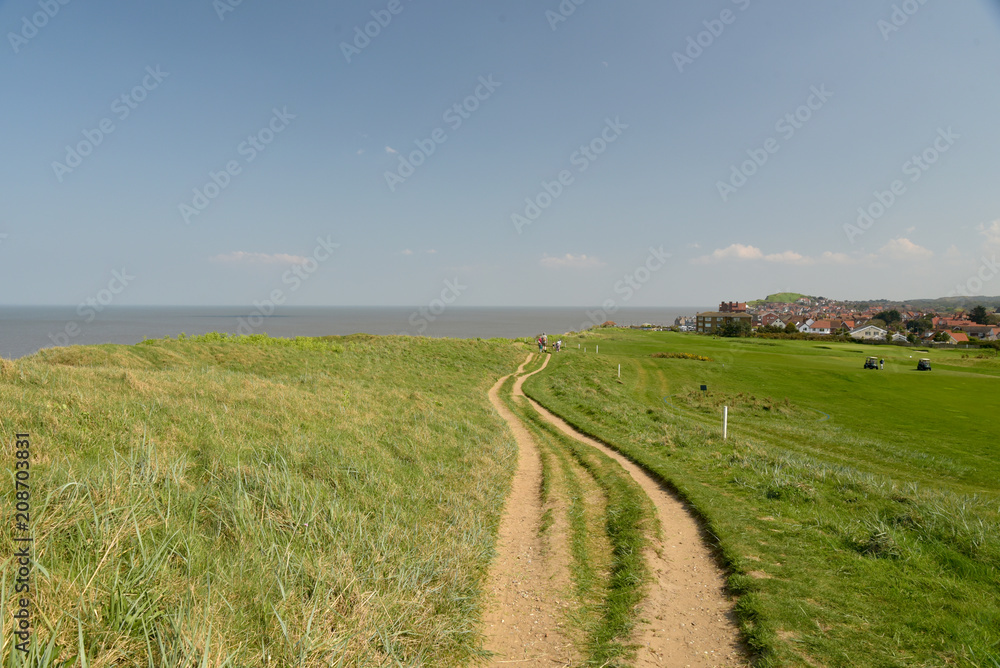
[0,334,526,667]
[753,293,809,304]
[522,330,1000,667]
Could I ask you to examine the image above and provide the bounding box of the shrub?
[650,352,713,361]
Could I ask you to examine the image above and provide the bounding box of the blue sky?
[3,0,999,307]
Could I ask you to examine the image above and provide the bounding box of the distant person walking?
[556,340,562,352]
[880,358,884,370]
[537,335,544,353]
[541,333,548,353]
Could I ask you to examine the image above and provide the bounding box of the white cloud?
[400,249,414,256]
[692,240,942,269]
[426,249,438,254]
[540,253,606,269]
[356,149,365,155]
[692,241,933,267]
[692,243,764,264]
[763,250,813,265]
[978,220,1000,249]
[385,146,397,154]
[877,237,933,261]
[818,251,854,264]
[210,251,309,265]
[692,244,815,265]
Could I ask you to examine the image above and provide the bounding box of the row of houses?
[686,301,999,342]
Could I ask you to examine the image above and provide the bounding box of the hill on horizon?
[747,293,1000,311]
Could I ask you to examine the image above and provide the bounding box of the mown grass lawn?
[523,330,1000,667]
[1,334,526,667]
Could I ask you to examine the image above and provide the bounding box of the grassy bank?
[523,331,1000,667]
[1,334,525,666]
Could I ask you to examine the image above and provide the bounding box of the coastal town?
[672,295,1000,344]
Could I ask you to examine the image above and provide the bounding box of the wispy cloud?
[692,243,764,264]
[763,250,812,265]
[399,249,438,256]
[693,243,813,264]
[978,220,1000,250]
[818,251,853,264]
[877,237,933,261]
[385,146,397,154]
[210,251,309,265]
[691,241,938,267]
[540,253,606,269]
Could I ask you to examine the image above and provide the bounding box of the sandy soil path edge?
[518,356,746,667]
[482,354,577,666]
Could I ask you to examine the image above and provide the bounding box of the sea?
[0,306,707,360]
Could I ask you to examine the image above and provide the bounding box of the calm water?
[0,306,707,360]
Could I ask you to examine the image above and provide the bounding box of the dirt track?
[484,353,744,667]
[482,354,578,666]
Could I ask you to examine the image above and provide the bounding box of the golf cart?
[917,358,931,371]
[864,356,878,369]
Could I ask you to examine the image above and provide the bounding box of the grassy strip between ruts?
[501,368,652,667]
[0,334,527,667]
[522,332,1000,667]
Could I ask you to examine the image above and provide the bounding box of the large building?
[718,301,747,313]
[695,311,752,334]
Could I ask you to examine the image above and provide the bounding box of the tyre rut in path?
[483,353,578,666]
[486,353,746,667]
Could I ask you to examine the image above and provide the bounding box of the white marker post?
[618,364,621,378]
[596,345,599,354]
[723,406,728,440]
